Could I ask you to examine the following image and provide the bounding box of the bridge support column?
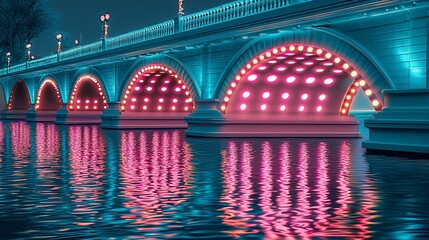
[101,102,189,129]
[185,99,226,137]
[55,103,102,125]
[1,107,28,120]
[26,104,58,122]
[363,89,429,155]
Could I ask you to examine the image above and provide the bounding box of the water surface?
[0,121,428,239]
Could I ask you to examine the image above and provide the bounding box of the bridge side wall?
[330,7,428,89]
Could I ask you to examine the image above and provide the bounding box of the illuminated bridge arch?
[0,83,5,112]
[7,80,30,110]
[216,29,392,116]
[120,60,197,113]
[35,77,62,111]
[68,74,108,111]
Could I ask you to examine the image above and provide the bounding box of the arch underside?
[36,79,62,111]
[69,75,108,111]
[8,81,30,111]
[121,65,194,113]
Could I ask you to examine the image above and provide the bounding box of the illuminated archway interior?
[121,65,194,112]
[221,45,382,115]
[68,75,108,111]
[8,81,30,110]
[35,79,62,111]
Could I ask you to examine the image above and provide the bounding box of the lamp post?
[26,43,32,61]
[178,0,184,16]
[56,33,62,53]
[100,12,110,38]
[6,52,11,68]
[75,39,79,46]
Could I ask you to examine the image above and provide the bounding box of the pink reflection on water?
[0,122,4,162]
[35,123,60,180]
[68,125,106,227]
[119,130,192,233]
[219,140,377,239]
[10,121,31,161]
[220,142,258,237]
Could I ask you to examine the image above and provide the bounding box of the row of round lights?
[35,79,62,110]
[120,65,193,112]
[68,75,108,111]
[221,45,382,115]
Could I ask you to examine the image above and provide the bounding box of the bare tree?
[0,0,51,65]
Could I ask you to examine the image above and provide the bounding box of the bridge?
[0,0,428,154]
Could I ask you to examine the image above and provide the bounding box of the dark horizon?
[32,0,236,57]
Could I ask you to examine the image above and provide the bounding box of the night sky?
[32,0,236,56]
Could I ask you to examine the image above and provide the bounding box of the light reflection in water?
[10,121,31,161]
[119,130,193,236]
[69,125,106,227]
[0,122,4,161]
[35,123,60,179]
[219,139,378,239]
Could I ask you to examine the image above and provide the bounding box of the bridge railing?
[0,0,311,76]
[59,42,103,61]
[180,0,311,31]
[107,20,175,49]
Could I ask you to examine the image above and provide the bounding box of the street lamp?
[6,52,11,68]
[26,43,32,61]
[178,0,185,16]
[56,33,62,53]
[75,39,79,46]
[100,12,110,38]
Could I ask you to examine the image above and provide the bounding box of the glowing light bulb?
[299,106,304,112]
[224,97,230,102]
[94,100,98,104]
[372,100,380,106]
[365,89,372,95]
[280,105,286,111]
[317,106,322,112]
[296,67,304,72]
[132,98,136,102]
[131,105,135,110]
[175,87,181,92]
[258,66,267,71]
[221,105,226,111]
[248,74,257,81]
[185,106,189,111]
[147,87,153,91]
[306,77,315,84]
[173,99,178,103]
[359,80,366,86]
[282,93,289,99]
[144,98,149,102]
[260,104,267,111]
[319,94,326,101]
[143,106,147,110]
[161,87,167,92]
[351,71,358,77]
[286,76,296,83]
[277,67,286,71]
[262,92,270,99]
[301,93,309,100]
[158,106,162,111]
[240,104,246,110]
[324,78,334,85]
[267,75,277,82]
[159,98,164,102]
[242,91,250,98]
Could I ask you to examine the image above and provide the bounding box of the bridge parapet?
[181,0,310,31]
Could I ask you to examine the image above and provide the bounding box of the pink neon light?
[242,91,250,98]
[286,76,296,83]
[282,93,289,99]
[324,78,334,85]
[267,75,277,82]
[301,93,309,100]
[305,77,316,84]
[262,92,270,99]
[248,74,258,81]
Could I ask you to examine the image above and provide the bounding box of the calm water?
[0,121,428,239]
